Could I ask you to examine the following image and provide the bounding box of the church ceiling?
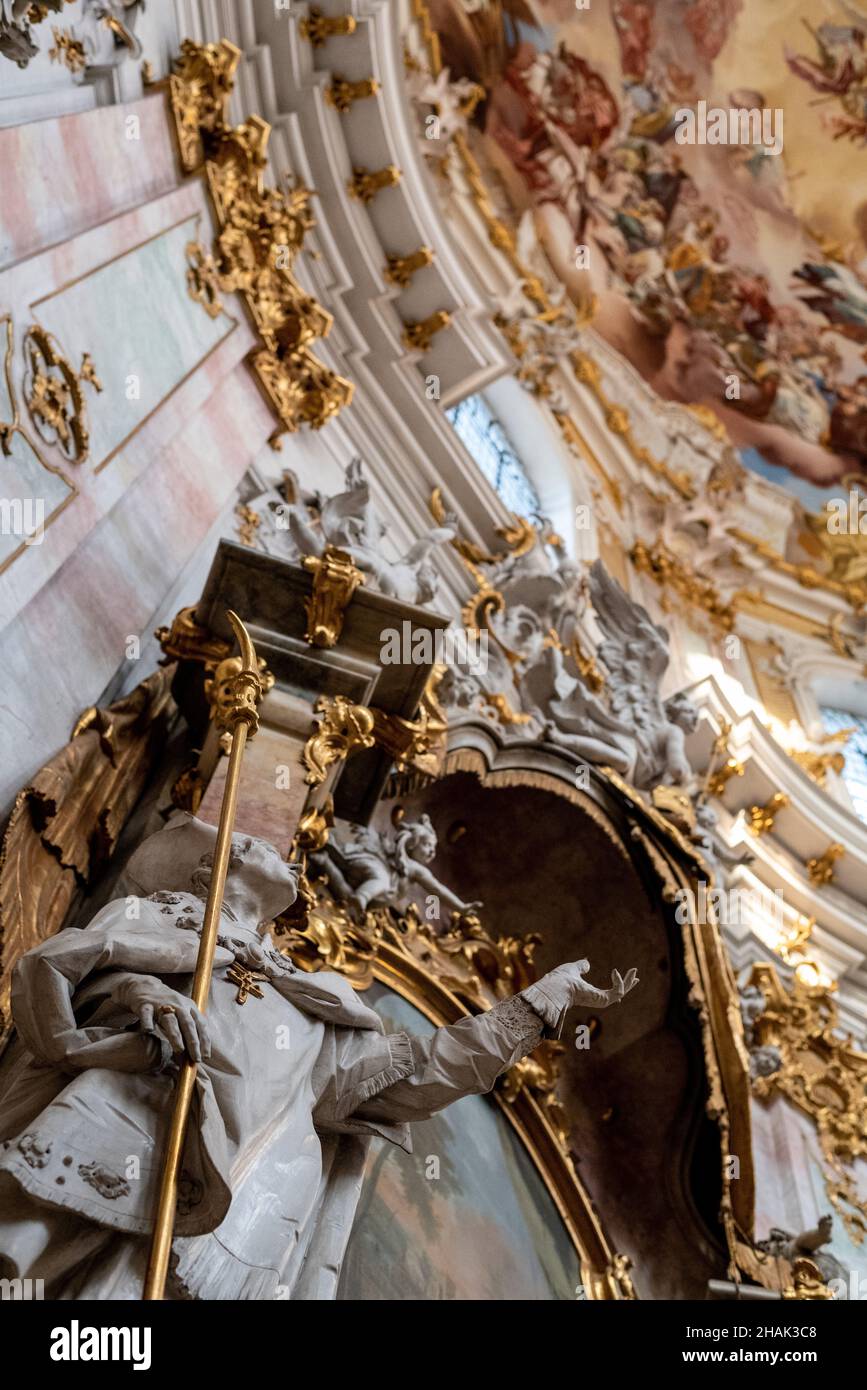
[428,0,867,509]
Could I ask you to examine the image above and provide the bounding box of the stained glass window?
[446,393,541,519]
[820,706,867,824]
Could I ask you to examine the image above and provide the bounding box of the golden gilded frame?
[275,888,635,1299]
[436,757,756,1274]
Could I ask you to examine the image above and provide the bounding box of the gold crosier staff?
[143,610,263,1300]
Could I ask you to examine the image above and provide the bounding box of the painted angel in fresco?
[786,14,867,141]
[521,561,699,789]
[793,260,867,343]
[0,815,638,1299]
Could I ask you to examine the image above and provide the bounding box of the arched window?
[820,706,867,823]
[447,393,541,518]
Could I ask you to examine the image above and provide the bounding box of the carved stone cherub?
[249,459,457,606]
[0,814,638,1300]
[758,1214,848,1292]
[521,561,700,788]
[739,981,782,1080]
[310,812,480,917]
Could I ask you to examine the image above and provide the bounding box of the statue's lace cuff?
[487,995,545,1048]
[519,982,568,1039]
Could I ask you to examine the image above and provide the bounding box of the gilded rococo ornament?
[303,695,377,786]
[22,326,102,464]
[402,310,451,352]
[0,666,174,1045]
[164,39,354,443]
[743,962,867,1244]
[302,545,365,648]
[299,9,356,46]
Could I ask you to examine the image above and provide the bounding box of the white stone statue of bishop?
[0,815,638,1299]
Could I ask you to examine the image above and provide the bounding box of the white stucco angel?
[251,459,457,606]
[310,812,481,917]
[522,560,699,788]
[0,815,638,1300]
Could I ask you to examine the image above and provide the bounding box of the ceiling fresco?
[428,0,867,504]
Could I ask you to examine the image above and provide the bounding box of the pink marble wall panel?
[0,360,275,812]
[751,1093,867,1290]
[198,726,311,858]
[0,95,178,271]
[0,182,255,629]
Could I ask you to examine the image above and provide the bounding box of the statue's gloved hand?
[521,959,639,1036]
[111,974,211,1063]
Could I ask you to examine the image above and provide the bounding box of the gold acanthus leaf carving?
[402,310,451,352]
[806,842,845,888]
[185,240,224,319]
[48,26,86,73]
[165,39,354,442]
[370,701,447,778]
[384,247,434,288]
[746,792,790,837]
[154,604,231,667]
[299,10,357,46]
[630,536,738,634]
[348,165,402,203]
[789,747,846,787]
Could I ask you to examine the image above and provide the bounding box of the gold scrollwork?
[303,695,377,786]
[348,165,402,203]
[48,26,86,73]
[299,10,357,46]
[23,326,102,464]
[370,699,448,779]
[746,792,790,837]
[630,536,739,634]
[154,604,231,666]
[165,39,354,442]
[325,76,380,113]
[790,747,847,787]
[301,545,365,648]
[0,312,77,576]
[384,247,434,288]
[806,842,845,888]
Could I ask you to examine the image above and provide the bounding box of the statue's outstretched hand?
[112,975,211,1063]
[522,959,640,1032]
[604,967,639,1006]
[553,959,639,1010]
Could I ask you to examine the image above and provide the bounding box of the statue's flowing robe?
[0,898,545,1299]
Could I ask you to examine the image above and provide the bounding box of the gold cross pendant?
[226,962,267,1005]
